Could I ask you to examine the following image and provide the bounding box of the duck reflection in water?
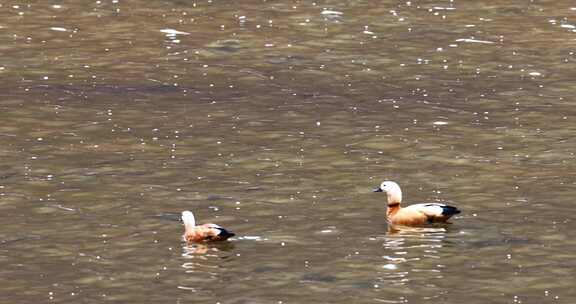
[180,242,235,285]
[182,242,236,256]
[379,225,451,278]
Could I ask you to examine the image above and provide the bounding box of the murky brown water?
[1,1,575,303]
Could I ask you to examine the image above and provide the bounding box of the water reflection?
[181,242,235,257]
[178,242,236,295]
[375,226,454,290]
[382,226,450,263]
[346,227,453,303]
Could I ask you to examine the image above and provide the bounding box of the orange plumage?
[373,181,460,227]
[181,210,235,243]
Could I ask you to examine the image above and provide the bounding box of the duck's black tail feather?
[217,228,235,240]
[441,205,461,217]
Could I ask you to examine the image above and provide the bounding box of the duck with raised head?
[373,181,461,226]
[181,210,235,243]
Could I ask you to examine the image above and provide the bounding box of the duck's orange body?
[374,181,460,227]
[182,210,235,243]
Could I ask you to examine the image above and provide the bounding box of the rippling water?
[1,1,575,303]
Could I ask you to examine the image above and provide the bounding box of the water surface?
[1,1,575,303]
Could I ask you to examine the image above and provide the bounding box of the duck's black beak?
[373,187,383,193]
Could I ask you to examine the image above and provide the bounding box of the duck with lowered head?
[181,210,235,243]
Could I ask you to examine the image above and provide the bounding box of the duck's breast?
[183,228,207,243]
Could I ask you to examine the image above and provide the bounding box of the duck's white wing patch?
[405,203,446,217]
[205,223,222,229]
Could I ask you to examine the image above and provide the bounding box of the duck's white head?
[373,181,402,205]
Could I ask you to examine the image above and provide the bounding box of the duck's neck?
[386,203,401,218]
[387,189,402,205]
